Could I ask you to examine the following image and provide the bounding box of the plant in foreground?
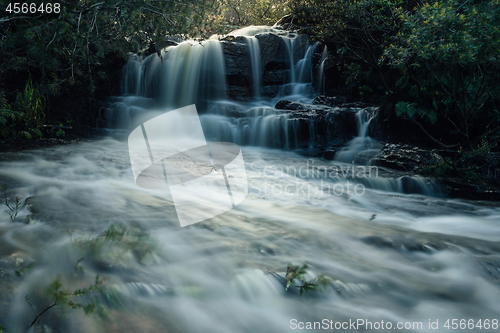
[26,274,106,329]
[1,184,21,221]
[0,325,11,332]
[285,263,330,296]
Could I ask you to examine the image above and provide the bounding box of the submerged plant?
[1,184,21,221]
[15,262,36,277]
[0,325,10,332]
[285,263,330,296]
[73,223,158,266]
[26,274,106,329]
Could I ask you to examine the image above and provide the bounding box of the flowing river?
[1,26,499,333]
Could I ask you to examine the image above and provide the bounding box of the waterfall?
[245,36,262,98]
[281,37,296,83]
[318,46,328,95]
[107,39,227,128]
[112,26,443,196]
[332,108,443,196]
[334,108,378,164]
[199,106,307,150]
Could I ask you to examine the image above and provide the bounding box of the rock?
[263,69,289,85]
[371,142,500,200]
[372,143,443,172]
[256,33,290,71]
[274,14,294,29]
[221,31,311,100]
[322,150,336,160]
[226,85,251,101]
[275,100,309,110]
[273,99,362,150]
[221,38,253,100]
[260,85,281,98]
[313,95,347,107]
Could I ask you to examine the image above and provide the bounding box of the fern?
[395,101,438,124]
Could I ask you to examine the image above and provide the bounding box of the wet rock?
[256,33,291,71]
[274,14,294,29]
[273,99,362,151]
[226,85,251,101]
[275,100,310,110]
[370,143,500,200]
[263,69,289,85]
[221,38,253,100]
[322,150,336,160]
[372,143,443,173]
[313,95,347,107]
[260,85,281,98]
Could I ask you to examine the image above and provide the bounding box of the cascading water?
[107,38,226,128]
[245,36,262,98]
[334,108,443,196]
[107,26,320,149]
[107,25,444,198]
[318,46,328,95]
[1,24,500,333]
[335,108,379,165]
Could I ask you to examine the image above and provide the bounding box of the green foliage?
[216,0,290,29]
[56,127,65,137]
[0,0,219,101]
[421,159,454,178]
[384,0,500,145]
[73,223,158,266]
[422,139,499,182]
[285,262,329,296]
[15,262,37,277]
[1,184,22,221]
[290,0,405,63]
[0,91,22,138]
[0,77,45,140]
[14,76,45,129]
[395,101,437,124]
[292,0,500,147]
[27,274,106,328]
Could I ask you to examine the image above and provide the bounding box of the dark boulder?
[221,37,253,99]
[274,99,362,151]
[372,143,443,172]
[322,150,336,160]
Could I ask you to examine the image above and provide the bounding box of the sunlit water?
[1,140,500,332]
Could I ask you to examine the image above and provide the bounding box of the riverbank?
[0,136,95,153]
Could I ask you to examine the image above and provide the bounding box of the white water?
[1,25,500,332]
[318,46,328,95]
[1,142,500,333]
[245,36,262,97]
[335,108,379,165]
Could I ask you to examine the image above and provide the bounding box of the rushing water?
[1,26,500,333]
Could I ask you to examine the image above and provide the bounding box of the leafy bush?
[27,274,106,329]
[0,77,45,140]
[284,262,330,296]
[384,0,500,146]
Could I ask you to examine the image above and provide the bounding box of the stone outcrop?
[274,99,363,150]
[221,32,310,99]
